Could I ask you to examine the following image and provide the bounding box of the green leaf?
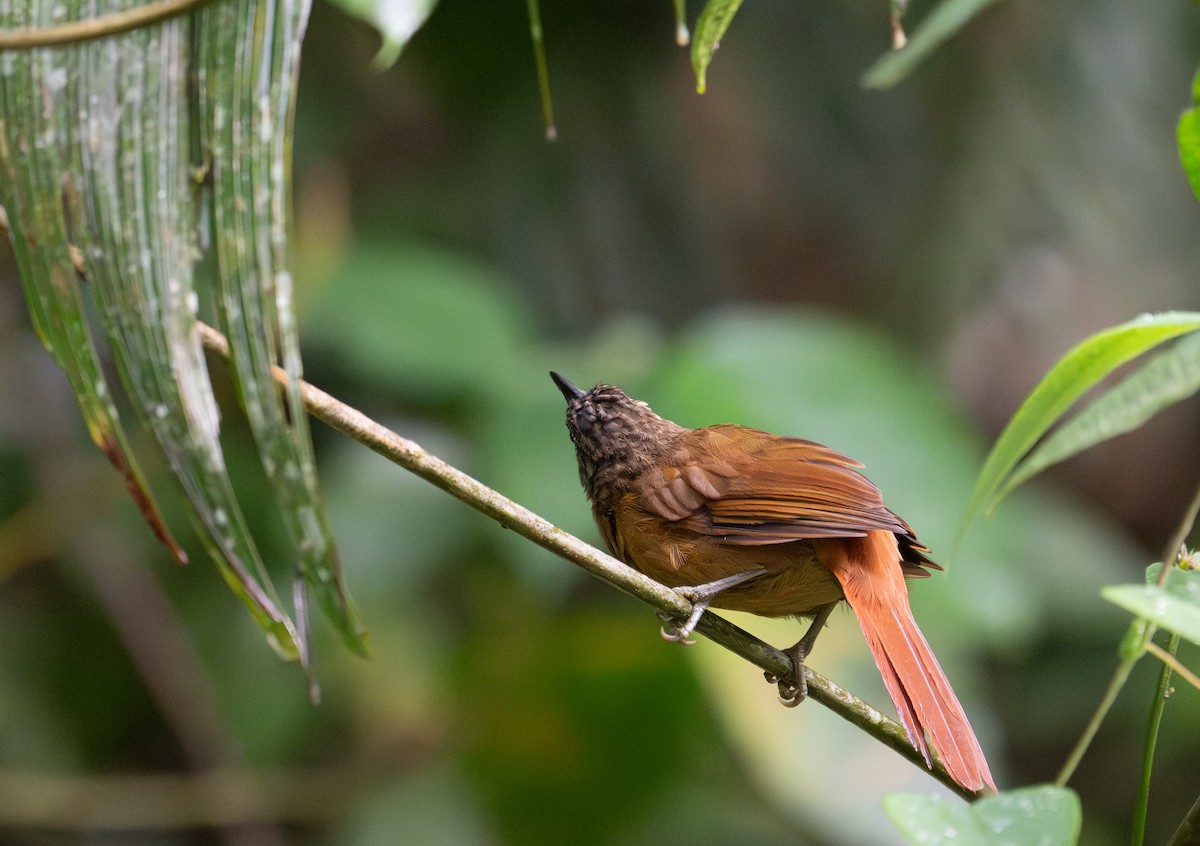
[1103,566,1200,645]
[885,786,1081,846]
[0,61,186,567]
[691,0,744,94]
[996,330,1200,502]
[0,1,304,661]
[199,0,369,667]
[324,0,440,70]
[1179,67,1200,203]
[961,313,1200,535]
[0,0,375,685]
[861,0,1004,90]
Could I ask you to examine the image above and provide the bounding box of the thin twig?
[196,321,983,801]
[0,0,214,50]
[525,0,556,141]
[1145,640,1200,691]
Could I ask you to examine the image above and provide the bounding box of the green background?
[0,0,1198,843]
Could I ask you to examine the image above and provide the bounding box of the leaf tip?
[369,41,405,72]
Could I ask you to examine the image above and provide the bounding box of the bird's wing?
[641,426,934,566]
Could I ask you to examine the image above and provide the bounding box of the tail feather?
[823,531,995,793]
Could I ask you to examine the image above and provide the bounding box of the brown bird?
[551,372,995,793]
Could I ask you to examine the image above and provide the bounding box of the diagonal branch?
[196,321,981,801]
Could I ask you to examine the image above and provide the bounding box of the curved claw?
[659,624,697,646]
[656,596,706,646]
[656,610,698,645]
[764,670,806,707]
[776,683,804,707]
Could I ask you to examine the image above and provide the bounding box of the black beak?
[550,371,585,401]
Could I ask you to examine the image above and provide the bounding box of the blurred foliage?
[1105,562,1200,647]
[1180,67,1200,202]
[860,0,1005,89]
[885,785,1081,846]
[691,0,744,94]
[963,314,1200,530]
[323,0,440,69]
[2,0,1200,845]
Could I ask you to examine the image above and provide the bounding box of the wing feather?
[639,425,926,551]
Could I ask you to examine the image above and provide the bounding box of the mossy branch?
[197,321,982,802]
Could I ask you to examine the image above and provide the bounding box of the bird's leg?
[658,567,770,645]
[770,601,836,706]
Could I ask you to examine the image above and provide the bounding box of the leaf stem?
[197,321,983,801]
[1133,632,1179,846]
[672,0,689,45]
[0,0,214,49]
[525,0,556,141]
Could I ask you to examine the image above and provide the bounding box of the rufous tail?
[821,530,996,792]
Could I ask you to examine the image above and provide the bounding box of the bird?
[550,371,995,793]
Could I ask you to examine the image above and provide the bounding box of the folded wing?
[640,425,936,572]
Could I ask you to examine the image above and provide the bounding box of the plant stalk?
[1132,632,1179,846]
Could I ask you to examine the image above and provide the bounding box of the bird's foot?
[658,608,701,645]
[657,568,770,646]
[776,637,814,706]
[768,602,836,707]
[764,664,808,707]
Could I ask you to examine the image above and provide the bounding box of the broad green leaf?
[72,11,300,663]
[0,1,300,657]
[961,313,1200,535]
[1179,67,1200,204]
[996,330,1200,501]
[324,0,439,69]
[885,786,1081,846]
[691,0,743,94]
[0,59,185,567]
[1103,566,1200,645]
[198,0,369,667]
[0,0,373,682]
[862,0,1003,90]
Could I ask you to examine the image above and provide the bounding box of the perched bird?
[551,372,995,793]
